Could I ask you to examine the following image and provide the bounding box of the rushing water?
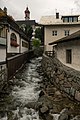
[0,57,61,120]
[0,57,42,120]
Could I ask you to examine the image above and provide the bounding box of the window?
[62,16,78,23]
[73,17,78,22]
[63,17,68,22]
[10,33,17,41]
[69,17,73,22]
[22,41,29,48]
[66,49,72,64]
[0,26,6,38]
[10,33,19,47]
[64,30,70,36]
[52,30,57,36]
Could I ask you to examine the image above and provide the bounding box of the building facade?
[49,30,80,71]
[0,8,29,59]
[40,13,80,51]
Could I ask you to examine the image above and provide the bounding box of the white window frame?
[64,30,70,36]
[52,30,57,36]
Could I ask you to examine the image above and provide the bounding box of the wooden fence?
[7,50,34,79]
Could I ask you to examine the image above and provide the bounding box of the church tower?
[24,6,30,20]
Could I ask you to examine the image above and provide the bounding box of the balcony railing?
[45,51,55,57]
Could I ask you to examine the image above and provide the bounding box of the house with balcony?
[0,7,31,79]
[49,30,80,71]
[0,36,6,62]
[39,13,80,51]
[0,7,29,59]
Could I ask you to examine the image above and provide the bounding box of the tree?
[25,25,33,40]
[35,27,44,45]
[32,38,41,48]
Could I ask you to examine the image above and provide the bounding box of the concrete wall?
[0,37,6,62]
[0,46,6,62]
[7,28,29,54]
[44,25,80,51]
[55,40,80,71]
[20,38,28,53]
[42,54,80,102]
[7,29,20,53]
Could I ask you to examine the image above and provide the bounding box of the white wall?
[0,37,6,62]
[0,47,6,62]
[20,38,28,53]
[7,29,20,53]
[56,40,80,71]
[45,25,80,51]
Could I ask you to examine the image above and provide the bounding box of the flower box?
[10,40,19,47]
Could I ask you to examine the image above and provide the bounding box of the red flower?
[10,40,19,47]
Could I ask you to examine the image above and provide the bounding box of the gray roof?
[49,30,80,45]
[16,20,36,26]
[39,15,80,25]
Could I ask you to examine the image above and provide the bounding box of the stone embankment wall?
[0,62,7,92]
[42,54,80,102]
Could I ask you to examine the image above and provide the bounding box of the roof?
[16,20,36,26]
[39,16,62,25]
[49,30,80,45]
[0,8,28,41]
[61,15,80,18]
[39,15,80,25]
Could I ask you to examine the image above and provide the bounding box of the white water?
[12,57,42,120]
[0,57,59,120]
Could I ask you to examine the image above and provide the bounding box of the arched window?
[10,33,17,41]
[10,33,19,47]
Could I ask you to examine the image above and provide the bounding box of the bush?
[32,38,41,48]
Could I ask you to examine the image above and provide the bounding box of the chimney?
[3,7,7,15]
[56,12,59,19]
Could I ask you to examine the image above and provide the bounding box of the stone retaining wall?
[0,62,7,92]
[42,54,80,101]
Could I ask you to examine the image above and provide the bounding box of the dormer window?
[62,16,78,23]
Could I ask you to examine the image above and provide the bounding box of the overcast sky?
[0,0,80,22]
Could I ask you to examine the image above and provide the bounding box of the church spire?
[24,6,30,20]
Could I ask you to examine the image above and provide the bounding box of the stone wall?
[0,62,7,92]
[42,54,80,102]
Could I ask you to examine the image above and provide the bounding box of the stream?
[0,57,42,120]
[0,57,79,120]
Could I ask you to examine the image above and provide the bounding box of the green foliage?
[32,38,41,48]
[25,25,33,40]
[35,27,44,44]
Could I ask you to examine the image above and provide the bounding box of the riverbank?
[36,65,80,120]
[0,57,80,120]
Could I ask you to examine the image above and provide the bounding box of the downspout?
[6,24,10,81]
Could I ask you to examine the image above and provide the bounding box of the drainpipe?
[6,24,10,81]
